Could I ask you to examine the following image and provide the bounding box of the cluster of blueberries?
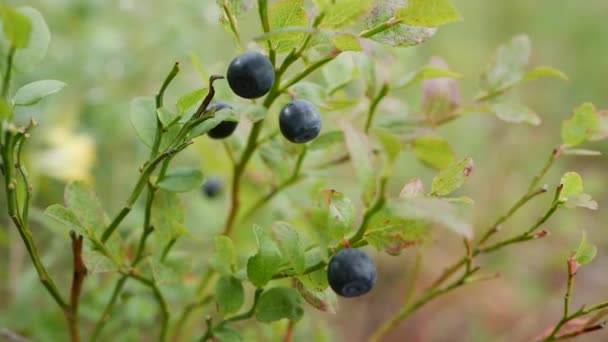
[205,51,322,144]
[202,51,377,298]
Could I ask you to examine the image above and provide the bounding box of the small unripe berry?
[279,99,322,144]
[327,248,377,298]
[205,101,237,139]
[227,51,275,99]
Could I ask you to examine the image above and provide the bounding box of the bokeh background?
[1,0,607,341]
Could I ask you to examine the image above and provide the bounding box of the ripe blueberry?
[227,51,275,99]
[205,101,237,139]
[279,99,322,144]
[327,248,376,298]
[202,177,223,198]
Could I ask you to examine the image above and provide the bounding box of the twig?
[0,328,31,342]
[67,231,88,342]
[364,83,390,133]
[283,321,295,342]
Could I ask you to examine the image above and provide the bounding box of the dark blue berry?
[327,248,376,298]
[227,51,275,99]
[205,101,237,139]
[202,177,223,198]
[279,99,322,144]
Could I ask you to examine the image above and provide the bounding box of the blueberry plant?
[1,1,607,341]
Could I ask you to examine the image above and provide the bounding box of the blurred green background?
[1,0,607,341]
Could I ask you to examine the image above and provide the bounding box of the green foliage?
[431,157,474,196]
[157,168,205,193]
[559,172,598,210]
[255,287,304,322]
[0,5,32,48]
[271,222,306,274]
[573,231,597,265]
[396,0,462,27]
[13,79,65,106]
[561,103,600,147]
[210,236,237,276]
[269,0,308,54]
[315,0,374,29]
[412,136,456,170]
[216,276,245,315]
[247,225,282,287]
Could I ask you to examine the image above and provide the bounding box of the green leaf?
[559,172,598,210]
[0,5,32,48]
[177,88,207,114]
[376,131,402,165]
[521,66,568,83]
[157,106,179,127]
[431,157,474,196]
[216,276,245,315]
[255,287,304,322]
[412,136,456,170]
[332,34,362,51]
[271,222,306,274]
[339,119,376,204]
[209,236,236,276]
[258,137,295,179]
[308,131,344,151]
[64,181,109,232]
[290,82,327,107]
[480,35,531,95]
[326,190,355,241]
[269,0,308,54]
[247,225,282,287]
[388,197,473,238]
[364,0,437,47]
[365,208,427,255]
[130,97,158,148]
[486,102,541,126]
[147,257,179,285]
[394,65,462,89]
[322,53,356,92]
[12,7,50,71]
[190,109,235,138]
[213,325,242,342]
[13,80,66,106]
[293,278,338,313]
[237,103,267,123]
[560,172,584,200]
[44,204,88,236]
[573,231,597,265]
[315,0,374,29]
[590,110,608,141]
[151,190,191,241]
[561,103,599,147]
[157,168,205,193]
[396,0,462,27]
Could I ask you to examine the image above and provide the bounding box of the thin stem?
[279,56,336,92]
[370,267,480,342]
[2,45,16,99]
[126,271,170,342]
[199,289,264,341]
[91,276,128,341]
[243,146,307,219]
[283,321,295,342]
[222,2,243,49]
[171,269,215,342]
[359,17,402,38]
[403,253,422,307]
[349,176,388,244]
[257,0,275,65]
[364,83,390,133]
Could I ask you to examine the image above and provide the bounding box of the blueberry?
[202,177,223,198]
[327,248,376,298]
[279,99,322,144]
[205,101,238,139]
[227,51,275,99]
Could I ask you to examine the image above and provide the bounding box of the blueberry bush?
[0,1,607,341]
